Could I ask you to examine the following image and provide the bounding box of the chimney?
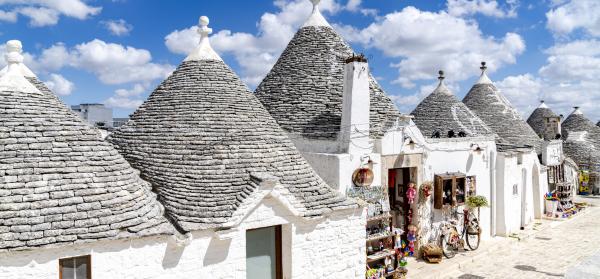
[339,54,371,154]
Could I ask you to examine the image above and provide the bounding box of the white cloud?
[102,19,133,36]
[18,6,58,26]
[495,73,542,116]
[447,0,519,18]
[68,39,174,85]
[104,83,148,110]
[164,0,370,87]
[44,73,74,96]
[0,9,16,22]
[114,83,145,97]
[546,0,600,37]
[342,6,525,88]
[104,96,143,110]
[0,0,101,26]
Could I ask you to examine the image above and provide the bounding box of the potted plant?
[466,195,488,220]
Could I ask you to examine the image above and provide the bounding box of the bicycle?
[439,208,481,258]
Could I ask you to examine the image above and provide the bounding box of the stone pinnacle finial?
[4,40,24,66]
[197,16,212,38]
[303,0,331,27]
[538,100,548,109]
[184,15,222,62]
[438,70,445,81]
[476,61,492,85]
[573,106,582,115]
[0,40,40,93]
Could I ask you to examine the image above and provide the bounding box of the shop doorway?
[388,168,415,232]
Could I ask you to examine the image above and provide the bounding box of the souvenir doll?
[407,225,417,257]
[406,182,417,204]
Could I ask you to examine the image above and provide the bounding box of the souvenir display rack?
[348,186,407,279]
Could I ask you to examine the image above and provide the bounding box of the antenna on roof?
[184,16,223,62]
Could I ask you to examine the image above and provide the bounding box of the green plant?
[466,195,488,208]
[366,268,377,278]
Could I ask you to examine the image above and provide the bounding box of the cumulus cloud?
[546,0,600,37]
[104,83,148,110]
[341,6,525,88]
[447,0,519,18]
[164,0,371,87]
[44,73,74,96]
[495,73,542,116]
[0,0,101,27]
[101,19,133,36]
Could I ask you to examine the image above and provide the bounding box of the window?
[434,173,470,209]
[59,255,91,279]
[246,226,282,279]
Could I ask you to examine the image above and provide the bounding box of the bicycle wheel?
[441,235,456,258]
[466,231,480,250]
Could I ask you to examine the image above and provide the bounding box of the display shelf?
[366,233,393,242]
[367,249,395,263]
[367,213,392,222]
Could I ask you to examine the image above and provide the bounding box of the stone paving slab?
[408,195,600,279]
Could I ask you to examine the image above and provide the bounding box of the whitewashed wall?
[302,152,382,194]
[417,138,496,246]
[494,150,545,236]
[0,197,366,279]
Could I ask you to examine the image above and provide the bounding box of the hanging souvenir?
[406,182,417,204]
[407,225,417,257]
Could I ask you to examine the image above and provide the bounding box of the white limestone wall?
[0,197,366,279]
[418,138,496,244]
[301,152,382,194]
[495,151,544,236]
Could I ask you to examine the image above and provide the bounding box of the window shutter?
[434,175,442,209]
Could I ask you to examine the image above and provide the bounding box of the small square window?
[59,255,91,279]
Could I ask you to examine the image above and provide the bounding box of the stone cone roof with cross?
[0,40,173,251]
[255,0,402,140]
[109,17,356,232]
[463,62,542,153]
[411,71,494,138]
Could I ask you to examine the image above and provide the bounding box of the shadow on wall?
[466,153,474,172]
[202,237,232,266]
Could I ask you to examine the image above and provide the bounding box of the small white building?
[410,71,496,244]
[463,63,548,236]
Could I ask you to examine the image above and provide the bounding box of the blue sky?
[0,0,598,122]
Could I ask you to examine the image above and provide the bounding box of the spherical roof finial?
[197,15,212,37]
[199,16,209,27]
[4,40,24,65]
[438,70,445,80]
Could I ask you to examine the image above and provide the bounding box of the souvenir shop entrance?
[387,168,417,233]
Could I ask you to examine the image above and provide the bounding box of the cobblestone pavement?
[444,196,600,279]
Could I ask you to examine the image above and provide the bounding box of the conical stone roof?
[255,1,401,140]
[0,40,172,251]
[527,101,560,140]
[109,17,355,232]
[562,107,600,146]
[411,71,494,138]
[463,62,542,152]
